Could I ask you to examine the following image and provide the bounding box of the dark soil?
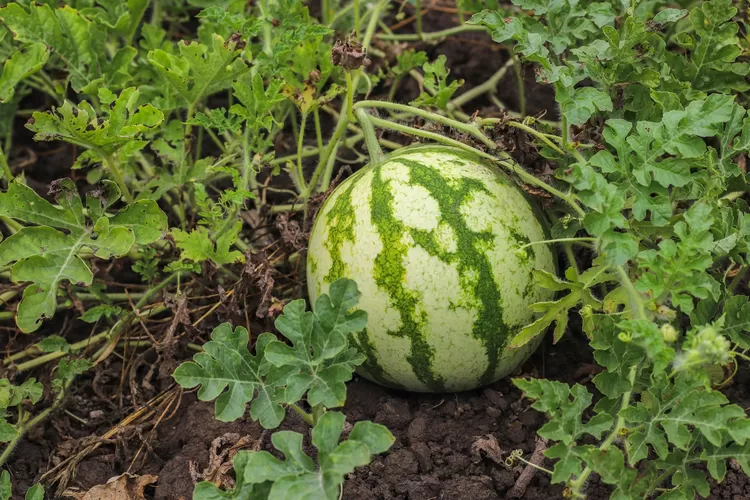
[12,333,750,499]
[3,5,750,500]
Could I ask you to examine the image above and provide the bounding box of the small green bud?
[656,305,677,321]
[661,324,678,343]
[515,248,529,260]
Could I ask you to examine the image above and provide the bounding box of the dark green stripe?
[388,144,511,186]
[321,169,394,386]
[323,174,359,284]
[370,163,445,391]
[393,158,509,387]
[350,328,406,389]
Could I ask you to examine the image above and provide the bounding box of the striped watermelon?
[307,144,556,392]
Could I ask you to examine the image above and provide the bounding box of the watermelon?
[307,144,556,392]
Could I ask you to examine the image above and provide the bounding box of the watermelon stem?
[296,111,310,193]
[362,112,587,218]
[352,100,586,217]
[345,71,356,123]
[355,108,384,165]
[354,100,496,150]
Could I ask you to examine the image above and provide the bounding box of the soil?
[3,5,750,500]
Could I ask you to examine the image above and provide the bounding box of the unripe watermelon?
[307,144,556,392]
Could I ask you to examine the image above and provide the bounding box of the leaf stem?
[288,403,314,425]
[616,266,646,321]
[296,111,309,193]
[355,108,384,165]
[9,272,180,371]
[313,109,324,163]
[311,404,325,426]
[345,72,356,124]
[415,0,423,39]
[0,145,12,182]
[518,237,597,250]
[376,23,485,41]
[354,0,361,36]
[568,365,637,498]
[102,154,134,204]
[354,99,496,149]
[447,58,513,111]
[512,54,526,116]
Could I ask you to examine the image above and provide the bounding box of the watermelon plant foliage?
[0,0,749,498]
[463,0,750,498]
[175,278,393,499]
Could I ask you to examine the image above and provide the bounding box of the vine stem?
[518,237,597,250]
[288,403,314,425]
[8,272,180,371]
[568,365,637,498]
[376,23,485,41]
[415,0,423,39]
[354,0,361,36]
[0,146,12,182]
[353,100,495,149]
[313,109,324,162]
[296,111,309,192]
[103,153,133,204]
[447,58,514,111]
[345,72,356,123]
[300,0,388,199]
[355,109,383,165]
[617,266,646,321]
[363,113,586,217]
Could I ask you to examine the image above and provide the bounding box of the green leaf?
[514,378,614,446]
[559,87,613,126]
[198,412,393,500]
[53,358,93,391]
[581,445,636,487]
[544,443,584,484]
[173,325,287,428]
[511,266,613,347]
[175,279,367,427]
[26,87,163,158]
[636,202,720,314]
[171,221,245,267]
[411,55,463,110]
[622,376,743,464]
[36,335,70,353]
[231,73,285,132]
[0,43,50,103]
[265,279,366,408]
[24,484,44,500]
[0,471,10,500]
[0,179,166,332]
[653,9,688,24]
[148,34,249,107]
[0,3,131,93]
[80,304,124,323]
[688,0,748,92]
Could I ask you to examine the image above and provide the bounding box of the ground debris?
[189,432,263,489]
[63,473,157,500]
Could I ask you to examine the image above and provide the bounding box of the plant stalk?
[355,109,384,165]
[103,154,134,204]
